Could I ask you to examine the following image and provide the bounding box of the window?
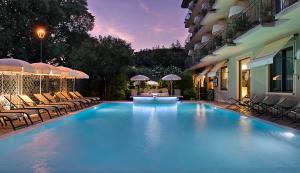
[270,47,294,92]
[220,66,228,90]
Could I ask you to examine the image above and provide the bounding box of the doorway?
[239,58,251,99]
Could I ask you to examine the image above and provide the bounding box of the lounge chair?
[55,92,88,108]
[43,93,82,110]
[34,93,74,112]
[0,112,29,130]
[285,102,300,123]
[268,99,298,120]
[225,95,251,110]
[254,96,286,114]
[18,95,67,115]
[72,91,101,103]
[67,92,96,104]
[0,104,43,124]
[4,95,59,119]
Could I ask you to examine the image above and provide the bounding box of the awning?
[207,60,227,77]
[198,66,211,79]
[250,35,293,68]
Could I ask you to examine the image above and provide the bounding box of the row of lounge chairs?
[226,95,300,123]
[0,91,101,130]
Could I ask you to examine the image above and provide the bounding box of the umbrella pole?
[73,78,75,92]
[39,75,42,94]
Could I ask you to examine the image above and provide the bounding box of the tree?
[69,36,134,99]
[0,0,94,64]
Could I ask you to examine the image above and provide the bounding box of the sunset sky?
[87,0,187,51]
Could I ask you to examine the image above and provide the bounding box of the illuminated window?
[220,66,228,90]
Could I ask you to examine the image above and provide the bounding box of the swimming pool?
[1,102,300,173]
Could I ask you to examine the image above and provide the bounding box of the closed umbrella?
[31,63,61,94]
[162,74,181,96]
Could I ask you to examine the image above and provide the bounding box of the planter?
[259,16,273,24]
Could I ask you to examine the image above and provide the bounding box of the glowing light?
[283,132,295,139]
[36,27,46,39]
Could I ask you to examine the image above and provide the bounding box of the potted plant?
[259,6,273,24]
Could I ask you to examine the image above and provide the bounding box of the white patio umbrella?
[73,70,89,91]
[74,70,89,79]
[130,75,149,94]
[0,58,35,74]
[162,74,182,96]
[31,62,61,94]
[146,80,159,86]
[130,75,149,81]
[57,66,77,92]
[0,58,36,108]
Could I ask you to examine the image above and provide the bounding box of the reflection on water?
[133,103,178,152]
[194,103,207,130]
[145,107,161,151]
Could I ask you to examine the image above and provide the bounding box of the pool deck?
[1,101,300,137]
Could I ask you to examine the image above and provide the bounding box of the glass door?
[239,58,251,99]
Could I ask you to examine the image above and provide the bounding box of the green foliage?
[69,36,134,99]
[178,71,196,99]
[134,44,186,69]
[107,73,129,100]
[0,0,94,63]
[132,65,182,81]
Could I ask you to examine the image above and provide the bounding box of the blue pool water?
[1,102,300,173]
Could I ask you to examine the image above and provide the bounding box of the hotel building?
[182,0,300,101]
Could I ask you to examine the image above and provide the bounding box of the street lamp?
[36,27,46,62]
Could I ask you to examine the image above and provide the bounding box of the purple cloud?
[87,0,187,51]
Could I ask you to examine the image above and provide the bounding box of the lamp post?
[36,27,46,62]
[36,27,46,94]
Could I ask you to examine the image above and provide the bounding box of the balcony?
[225,0,299,43]
[187,0,300,69]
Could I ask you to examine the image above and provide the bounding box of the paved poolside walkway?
[205,101,300,131]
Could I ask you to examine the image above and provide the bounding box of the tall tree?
[0,0,94,64]
[69,36,134,99]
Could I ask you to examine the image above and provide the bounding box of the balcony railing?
[186,0,299,68]
[224,0,299,42]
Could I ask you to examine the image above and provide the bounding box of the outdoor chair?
[34,94,74,112]
[68,92,97,104]
[0,104,42,125]
[43,93,82,110]
[4,95,59,119]
[56,92,89,107]
[0,112,29,130]
[74,91,101,102]
[285,102,300,123]
[18,95,67,115]
[254,96,286,115]
[268,99,298,120]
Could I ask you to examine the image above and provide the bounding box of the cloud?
[138,0,151,14]
[89,18,135,43]
[152,27,163,33]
